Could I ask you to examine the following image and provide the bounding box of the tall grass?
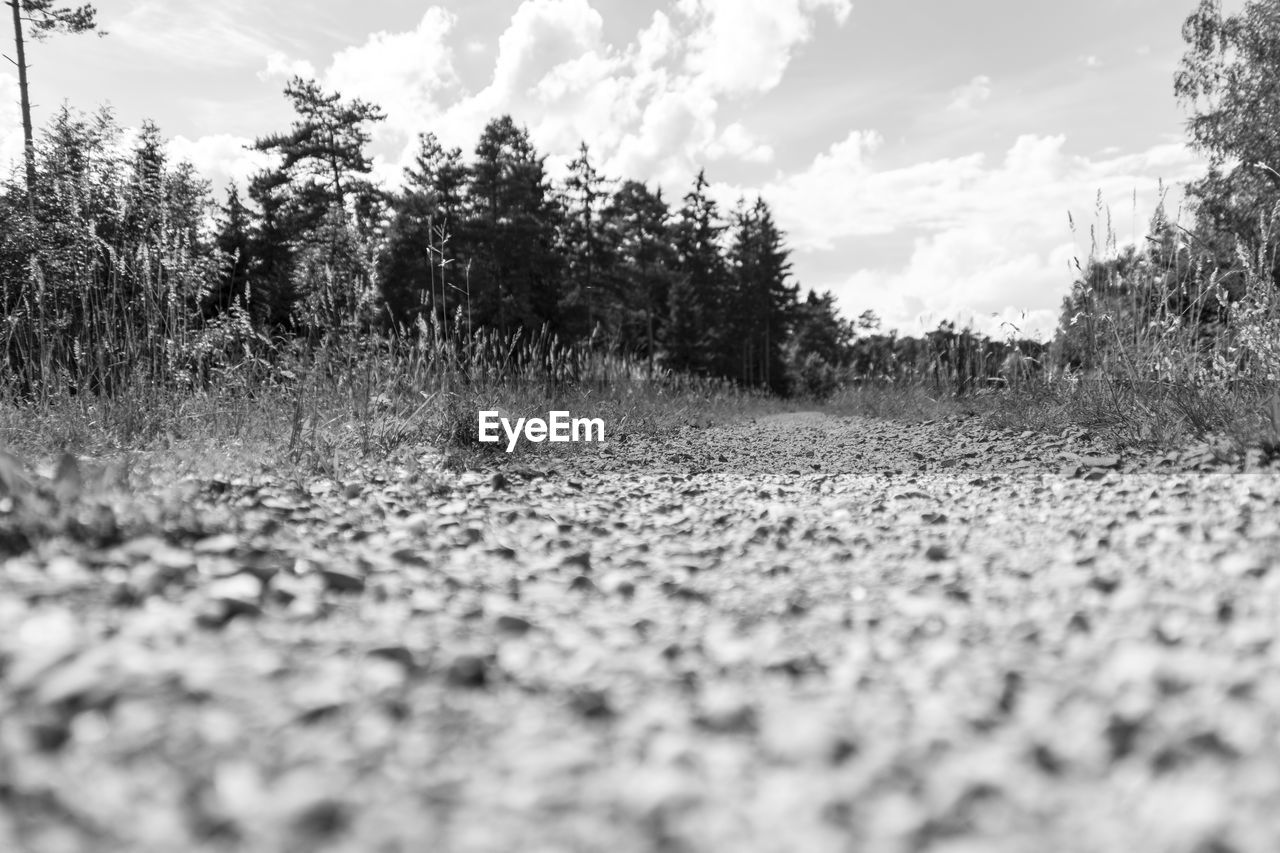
[10,110,1277,463]
[0,270,769,476]
[1047,200,1280,451]
[0,110,773,473]
[813,197,1280,455]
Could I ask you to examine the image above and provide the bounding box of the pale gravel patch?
[1,412,1278,852]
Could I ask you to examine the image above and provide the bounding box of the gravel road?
[3,411,1279,852]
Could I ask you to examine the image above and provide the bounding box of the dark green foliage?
[606,179,677,374]
[246,167,298,330]
[463,116,564,336]
[559,143,619,342]
[0,107,221,395]
[1035,0,1280,396]
[210,184,253,318]
[252,77,385,223]
[791,291,856,368]
[726,197,797,394]
[17,0,97,38]
[1176,0,1280,276]
[786,290,856,397]
[1,83,845,401]
[667,170,731,376]
[1056,245,1147,372]
[1176,0,1280,175]
[377,133,468,331]
[249,77,386,334]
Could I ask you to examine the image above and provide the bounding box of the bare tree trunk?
[9,0,37,204]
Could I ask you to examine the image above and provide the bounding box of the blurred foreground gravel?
[2,411,1279,852]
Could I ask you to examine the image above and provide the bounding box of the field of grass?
[4,192,1280,490]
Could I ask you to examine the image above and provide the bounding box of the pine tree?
[728,197,797,393]
[247,168,297,330]
[465,115,563,336]
[253,77,385,225]
[210,184,253,317]
[124,120,166,246]
[786,289,855,397]
[250,77,386,332]
[559,142,618,342]
[667,170,730,375]
[378,133,468,330]
[791,290,854,367]
[606,179,676,375]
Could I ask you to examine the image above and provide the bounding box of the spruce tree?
[560,142,618,342]
[250,77,386,332]
[607,179,676,375]
[378,133,469,331]
[465,116,563,336]
[728,197,797,393]
[210,184,253,317]
[668,170,730,375]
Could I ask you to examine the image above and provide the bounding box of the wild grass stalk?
[1051,199,1280,451]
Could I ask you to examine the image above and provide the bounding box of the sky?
[0,0,1247,339]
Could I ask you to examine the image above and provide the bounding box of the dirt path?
[2,413,1279,852]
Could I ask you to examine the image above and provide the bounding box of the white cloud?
[708,122,774,163]
[1079,54,1103,68]
[838,233,1076,340]
[323,8,461,131]
[488,0,605,102]
[260,51,316,82]
[947,75,992,112]
[0,71,22,176]
[678,0,853,96]
[166,134,271,193]
[636,10,676,68]
[757,133,1202,251]
[256,9,463,183]
[255,0,851,189]
[733,133,1205,338]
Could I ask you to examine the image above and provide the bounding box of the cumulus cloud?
[679,0,853,96]
[947,75,992,112]
[457,0,629,160]
[757,133,1201,251]
[708,122,774,163]
[245,0,850,187]
[167,134,271,192]
[255,8,464,181]
[488,0,605,102]
[260,51,316,82]
[731,133,1204,338]
[323,8,461,134]
[839,232,1076,340]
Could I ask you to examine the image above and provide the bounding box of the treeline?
[0,77,856,398]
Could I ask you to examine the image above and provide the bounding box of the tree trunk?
[9,0,36,203]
